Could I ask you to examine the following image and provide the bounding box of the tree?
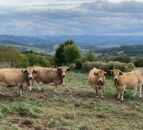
[0,46,29,67]
[64,43,81,64]
[55,44,66,65]
[84,50,97,62]
[54,40,80,65]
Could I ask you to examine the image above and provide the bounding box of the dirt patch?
[21,119,33,128]
[96,113,109,119]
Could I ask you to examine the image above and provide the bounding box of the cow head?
[94,70,106,85]
[110,69,123,81]
[57,66,70,78]
[22,67,37,80]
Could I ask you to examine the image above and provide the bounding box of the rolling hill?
[0,34,143,55]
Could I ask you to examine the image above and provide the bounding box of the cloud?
[0,0,143,35]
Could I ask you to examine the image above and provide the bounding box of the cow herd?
[89,67,143,101]
[0,66,142,101]
[0,66,69,97]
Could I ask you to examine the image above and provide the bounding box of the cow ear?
[94,72,98,76]
[104,72,107,76]
[57,67,61,70]
[33,70,37,73]
[119,71,123,75]
[22,69,27,73]
[57,67,62,72]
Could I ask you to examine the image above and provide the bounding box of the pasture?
[0,71,143,130]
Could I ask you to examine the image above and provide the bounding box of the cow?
[111,69,142,101]
[31,66,70,91]
[88,67,106,98]
[131,70,143,97]
[0,67,36,96]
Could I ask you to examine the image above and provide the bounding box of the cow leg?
[19,85,23,97]
[29,80,33,91]
[37,82,42,91]
[133,86,138,97]
[95,87,99,97]
[117,92,121,99]
[100,86,105,99]
[121,90,124,101]
[53,84,58,93]
[139,84,142,98]
[117,90,121,99]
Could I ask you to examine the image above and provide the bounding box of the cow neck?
[56,70,63,81]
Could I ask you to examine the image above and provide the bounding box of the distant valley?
[0,34,143,56]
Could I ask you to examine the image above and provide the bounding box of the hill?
[0,34,143,54]
[95,44,143,56]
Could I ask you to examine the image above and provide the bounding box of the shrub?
[114,55,131,63]
[0,46,29,67]
[83,50,97,62]
[25,53,50,67]
[80,61,135,74]
[133,57,143,67]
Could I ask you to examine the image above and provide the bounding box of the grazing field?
[0,71,143,130]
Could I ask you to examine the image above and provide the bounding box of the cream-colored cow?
[111,69,142,101]
[0,67,36,96]
[88,67,106,98]
[31,66,70,91]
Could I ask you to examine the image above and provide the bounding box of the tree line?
[0,40,143,68]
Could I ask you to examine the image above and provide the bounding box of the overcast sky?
[0,0,143,36]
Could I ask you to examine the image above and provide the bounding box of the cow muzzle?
[98,80,103,85]
[114,77,118,81]
[62,75,65,78]
[28,77,33,80]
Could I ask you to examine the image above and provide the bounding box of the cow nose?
[114,78,118,81]
[98,80,102,83]
[62,75,65,78]
[28,77,32,80]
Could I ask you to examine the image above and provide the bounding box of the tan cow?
[31,66,70,91]
[111,69,142,101]
[88,67,106,98]
[0,67,36,96]
[132,70,143,97]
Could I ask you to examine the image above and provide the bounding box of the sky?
[0,0,143,36]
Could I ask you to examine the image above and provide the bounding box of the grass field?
[0,71,143,130]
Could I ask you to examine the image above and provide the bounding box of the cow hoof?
[20,95,24,97]
[101,96,104,99]
[117,96,120,99]
[96,95,99,98]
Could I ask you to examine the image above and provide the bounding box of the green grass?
[0,71,142,130]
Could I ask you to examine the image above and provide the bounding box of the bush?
[25,53,50,67]
[83,50,97,62]
[133,57,143,67]
[114,55,131,63]
[0,46,29,67]
[80,61,135,74]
